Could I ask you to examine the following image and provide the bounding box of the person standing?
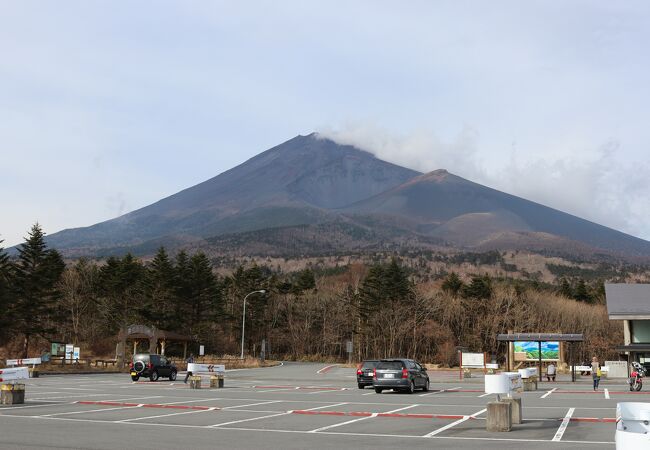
[591,356,601,391]
[546,363,556,382]
[184,354,195,383]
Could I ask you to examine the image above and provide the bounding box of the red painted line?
[293,410,348,416]
[254,385,293,389]
[74,401,218,411]
[254,385,344,391]
[299,386,345,391]
[292,410,468,420]
[568,417,616,423]
[555,390,650,395]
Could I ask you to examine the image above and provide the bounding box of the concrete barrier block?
[1,384,25,405]
[502,397,522,424]
[189,375,202,389]
[486,401,512,432]
[209,375,224,388]
[523,378,537,391]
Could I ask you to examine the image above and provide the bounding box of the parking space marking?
[552,407,575,441]
[309,413,378,432]
[419,387,459,397]
[222,400,282,410]
[308,404,417,433]
[0,412,615,445]
[541,388,557,399]
[206,401,343,427]
[604,389,610,399]
[209,411,292,427]
[41,404,144,417]
[478,392,491,398]
[423,407,486,437]
[316,364,339,374]
[117,407,218,422]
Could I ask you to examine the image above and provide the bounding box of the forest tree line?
[0,224,620,363]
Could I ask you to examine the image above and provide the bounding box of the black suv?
[373,359,429,394]
[357,360,380,389]
[130,354,177,382]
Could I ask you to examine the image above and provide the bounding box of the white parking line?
[207,401,340,428]
[316,364,339,374]
[604,389,610,399]
[117,407,218,422]
[420,387,460,397]
[41,404,144,417]
[308,404,417,433]
[552,407,575,442]
[478,392,491,398]
[210,411,292,427]
[222,400,282,410]
[298,402,348,411]
[0,413,615,445]
[541,388,557,399]
[423,408,487,437]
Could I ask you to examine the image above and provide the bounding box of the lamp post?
[240,290,266,360]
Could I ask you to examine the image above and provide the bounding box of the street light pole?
[240,290,266,360]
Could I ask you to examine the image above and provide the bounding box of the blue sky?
[1,1,649,246]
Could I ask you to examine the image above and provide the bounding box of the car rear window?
[377,361,404,370]
[361,361,379,369]
[134,354,150,362]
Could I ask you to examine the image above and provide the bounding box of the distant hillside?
[42,133,650,261]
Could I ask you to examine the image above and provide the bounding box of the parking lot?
[0,362,638,449]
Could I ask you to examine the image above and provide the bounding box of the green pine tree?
[573,279,591,303]
[442,272,464,296]
[142,247,177,329]
[12,224,65,357]
[0,240,14,344]
[461,274,493,300]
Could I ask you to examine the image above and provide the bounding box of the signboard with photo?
[51,342,66,357]
[514,341,559,361]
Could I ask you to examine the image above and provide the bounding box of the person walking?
[591,356,601,391]
[546,363,556,382]
[184,354,195,383]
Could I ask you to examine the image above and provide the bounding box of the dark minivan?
[357,360,380,389]
[373,359,429,394]
[130,353,177,382]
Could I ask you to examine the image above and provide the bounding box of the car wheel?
[423,379,430,392]
[169,370,177,381]
[133,360,146,373]
[131,375,139,382]
[407,380,415,394]
[358,383,365,389]
[150,370,159,382]
[374,387,383,394]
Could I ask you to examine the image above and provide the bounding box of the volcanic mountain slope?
[43,133,650,260]
[346,170,650,258]
[45,133,419,252]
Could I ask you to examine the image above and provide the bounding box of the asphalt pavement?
[0,361,636,449]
